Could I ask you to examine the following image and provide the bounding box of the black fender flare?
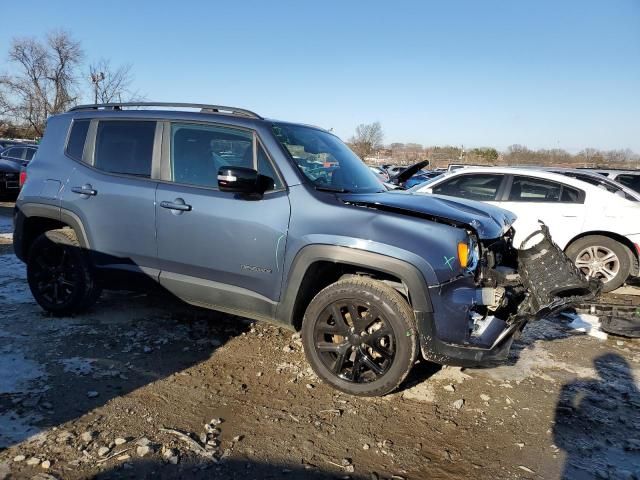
[15,203,91,260]
[275,245,433,326]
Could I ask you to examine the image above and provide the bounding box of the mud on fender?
[516,223,601,318]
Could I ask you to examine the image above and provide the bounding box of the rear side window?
[560,185,580,202]
[509,176,581,203]
[94,121,155,177]
[66,120,90,161]
[4,147,24,160]
[509,176,560,202]
[433,174,503,201]
[25,148,36,161]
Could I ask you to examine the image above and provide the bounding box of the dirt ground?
[0,202,639,480]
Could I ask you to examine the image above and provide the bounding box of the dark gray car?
[0,145,36,195]
[13,102,595,396]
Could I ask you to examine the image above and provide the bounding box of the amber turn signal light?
[457,242,469,269]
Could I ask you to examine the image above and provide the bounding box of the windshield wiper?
[314,185,351,193]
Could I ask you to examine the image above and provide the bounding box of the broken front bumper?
[419,225,600,367]
[419,276,527,367]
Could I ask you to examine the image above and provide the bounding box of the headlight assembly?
[458,234,479,272]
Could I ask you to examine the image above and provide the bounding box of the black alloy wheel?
[313,300,396,383]
[302,276,418,396]
[29,241,80,307]
[27,229,101,315]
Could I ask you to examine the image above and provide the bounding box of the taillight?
[19,170,27,187]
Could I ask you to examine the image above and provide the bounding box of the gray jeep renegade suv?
[14,102,595,396]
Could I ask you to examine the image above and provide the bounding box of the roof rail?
[67,102,263,120]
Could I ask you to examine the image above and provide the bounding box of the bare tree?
[88,59,137,104]
[0,30,83,136]
[349,122,384,159]
[0,86,11,116]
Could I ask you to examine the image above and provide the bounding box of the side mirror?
[217,166,273,196]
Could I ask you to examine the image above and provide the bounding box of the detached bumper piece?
[516,224,600,319]
[574,303,640,338]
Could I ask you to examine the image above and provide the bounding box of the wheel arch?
[276,245,433,330]
[565,230,638,277]
[15,203,90,261]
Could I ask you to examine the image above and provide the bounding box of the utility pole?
[90,72,105,105]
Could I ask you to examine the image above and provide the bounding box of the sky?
[1,0,639,152]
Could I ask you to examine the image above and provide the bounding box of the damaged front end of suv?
[421,221,600,366]
[340,191,600,367]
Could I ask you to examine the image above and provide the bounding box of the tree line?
[349,122,639,170]
[0,30,138,139]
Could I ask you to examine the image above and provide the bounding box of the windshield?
[272,123,384,193]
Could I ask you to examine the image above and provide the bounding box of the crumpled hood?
[339,191,517,239]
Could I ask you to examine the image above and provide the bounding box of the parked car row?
[369,166,390,182]
[372,162,443,189]
[587,168,640,194]
[409,167,640,292]
[0,139,36,150]
[367,161,640,292]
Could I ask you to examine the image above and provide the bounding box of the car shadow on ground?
[397,360,443,391]
[0,285,254,450]
[626,277,640,288]
[92,457,361,479]
[553,353,640,479]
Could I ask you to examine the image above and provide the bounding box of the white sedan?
[410,167,640,292]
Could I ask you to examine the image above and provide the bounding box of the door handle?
[160,200,192,212]
[71,185,97,196]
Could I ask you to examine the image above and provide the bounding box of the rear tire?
[301,276,418,396]
[27,229,101,315]
[566,235,631,293]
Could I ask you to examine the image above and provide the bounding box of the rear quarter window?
[66,119,91,161]
[509,175,583,203]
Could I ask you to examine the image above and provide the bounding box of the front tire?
[301,276,418,396]
[27,229,101,315]
[566,235,631,293]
